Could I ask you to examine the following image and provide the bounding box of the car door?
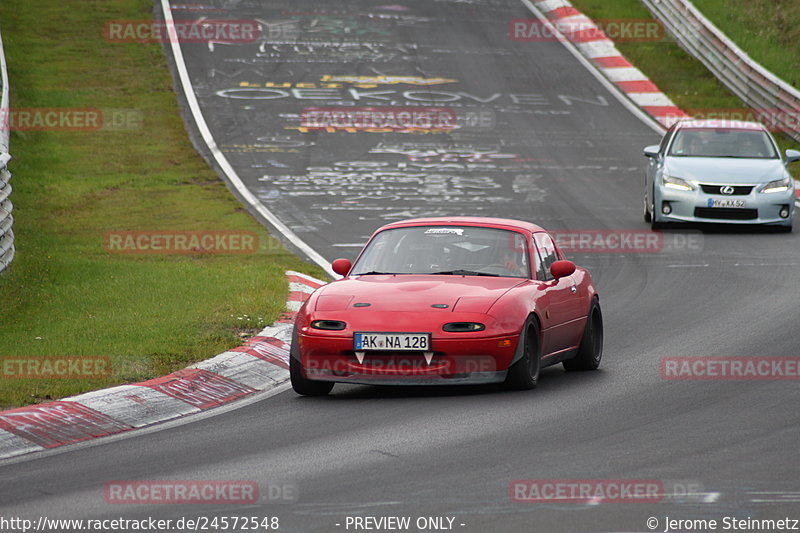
[532,232,581,357]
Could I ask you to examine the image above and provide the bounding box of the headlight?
[662,174,695,191]
[760,177,792,194]
[443,322,485,332]
[311,320,347,330]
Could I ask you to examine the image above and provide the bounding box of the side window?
[660,124,677,154]
[532,233,558,281]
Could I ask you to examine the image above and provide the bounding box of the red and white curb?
[0,270,324,460]
[527,0,688,128]
[526,0,800,204]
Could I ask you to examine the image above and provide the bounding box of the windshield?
[351,226,531,278]
[668,128,778,159]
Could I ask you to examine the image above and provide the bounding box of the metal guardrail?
[0,28,13,274]
[642,0,800,144]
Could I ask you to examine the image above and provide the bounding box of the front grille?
[694,207,758,220]
[700,184,754,196]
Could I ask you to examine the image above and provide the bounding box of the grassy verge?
[692,0,800,91]
[0,0,326,409]
[567,0,800,170]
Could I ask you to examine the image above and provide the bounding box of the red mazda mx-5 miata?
[290,217,602,395]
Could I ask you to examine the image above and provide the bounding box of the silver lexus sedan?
[643,119,799,231]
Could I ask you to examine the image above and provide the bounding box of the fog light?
[780,206,791,219]
[662,202,672,215]
[443,322,485,332]
[311,320,347,330]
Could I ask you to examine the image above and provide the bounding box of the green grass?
[692,0,800,90]
[568,0,800,168]
[0,0,326,409]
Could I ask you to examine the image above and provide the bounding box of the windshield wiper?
[429,269,501,277]
[355,271,396,276]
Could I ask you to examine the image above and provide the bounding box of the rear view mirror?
[331,258,352,277]
[550,260,576,280]
[786,149,800,164]
[643,145,660,158]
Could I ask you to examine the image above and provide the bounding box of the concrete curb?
[0,270,323,460]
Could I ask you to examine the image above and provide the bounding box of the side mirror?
[786,149,800,164]
[643,145,660,158]
[331,258,352,277]
[550,260,576,280]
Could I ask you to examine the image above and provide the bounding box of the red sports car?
[290,217,602,396]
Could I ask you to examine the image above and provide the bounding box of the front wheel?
[643,193,652,223]
[564,299,603,371]
[289,332,334,396]
[290,355,334,396]
[504,318,541,390]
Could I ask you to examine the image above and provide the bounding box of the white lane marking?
[520,0,665,133]
[289,281,317,294]
[286,300,304,312]
[158,0,335,278]
[748,491,800,503]
[601,67,649,82]
[534,0,567,14]
[288,270,327,285]
[575,40,619,59]
[627,92,676,107]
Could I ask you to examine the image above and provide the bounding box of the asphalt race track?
[2,1,800,532]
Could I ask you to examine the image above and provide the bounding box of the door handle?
[571,286,577,293]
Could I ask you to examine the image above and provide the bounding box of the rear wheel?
[504,318,541,390]
[289,333,334,396]
[564,299,603,371]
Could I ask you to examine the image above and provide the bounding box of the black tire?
[289,335,334,396]
[504,318,541,390]
[564,299,603,371]
[649,187,666,229]
[643,193,652,223]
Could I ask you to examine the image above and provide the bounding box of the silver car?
[643,119,799,231]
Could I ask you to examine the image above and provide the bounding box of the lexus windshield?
[669,128,778,158]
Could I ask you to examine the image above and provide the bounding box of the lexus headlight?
[760,177,792,194]
[662,174,695,191]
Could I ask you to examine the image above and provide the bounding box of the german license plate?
[709,198,746,208]
[354,332,430,351]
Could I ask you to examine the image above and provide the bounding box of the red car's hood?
[314,275,525,313]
